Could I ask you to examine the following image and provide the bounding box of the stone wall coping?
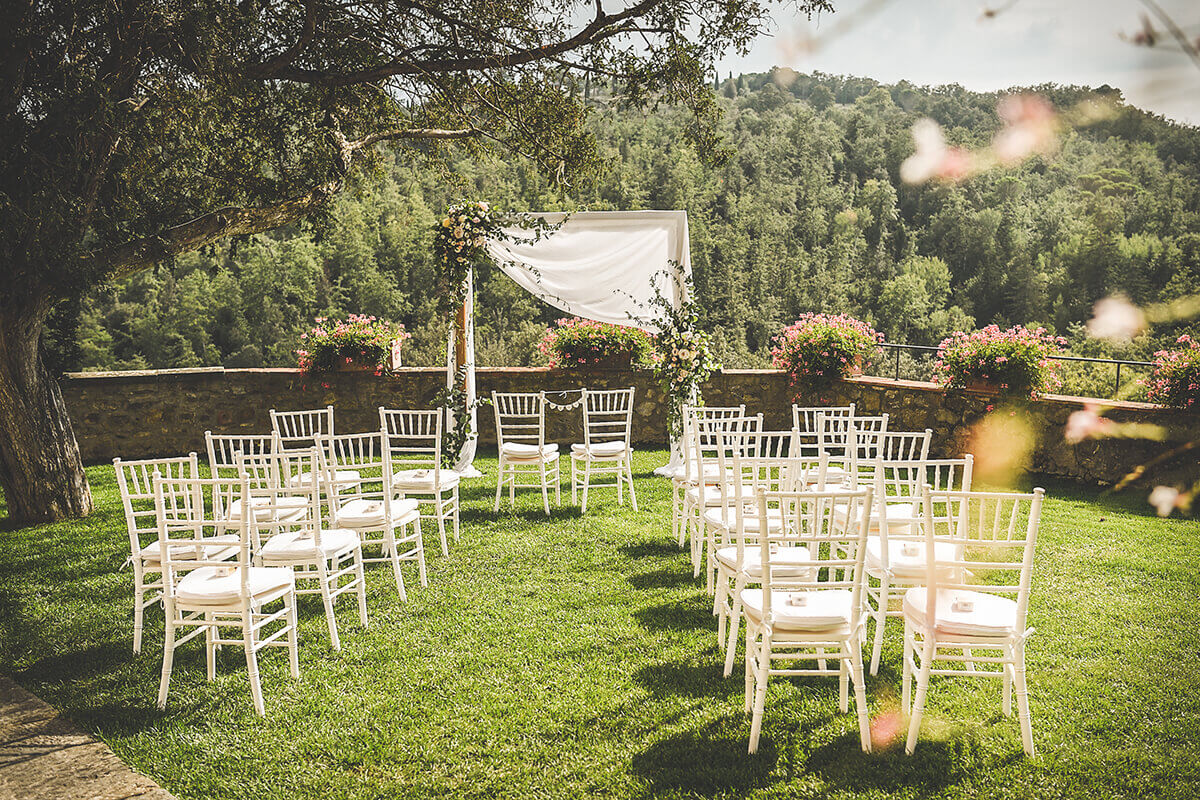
[60,365,1179,415]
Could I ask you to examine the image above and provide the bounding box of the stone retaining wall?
[60,367,1199,484]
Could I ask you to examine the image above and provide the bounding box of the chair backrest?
[205,431,279,477]
[379,408,444,487]
[115,454,200,561]
[792,404,855,434]
[319,432,394,526]
[270,406,336,450]
[879,429,933,462]
[691,412,761,487]
[492,392,547,449]
[153,474,252,599]
[755,486,874,619]
[235,448,324,551]
[582,388,635,449]
[919,487,1045,634]
[816,412,889,477]
[680,405,745,481]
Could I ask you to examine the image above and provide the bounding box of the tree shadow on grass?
[806,726,988,793]
[633,599,712,631]
[458,504,580,525]
[627,565,693,590]
[631,716,778,798]
[619,541,680,560]
[14,641,131,685]
[634,658,738,699]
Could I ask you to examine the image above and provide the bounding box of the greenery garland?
[646,270,721,440]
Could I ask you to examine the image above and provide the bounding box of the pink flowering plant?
[770,313,882,395]
[934,324,1065,398]
[296,315,410,375]
[538,318,654,369]
[1144,335,1200,410]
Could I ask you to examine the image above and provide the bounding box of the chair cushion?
[865,536,958,577]
[336,497,419,527]
[289,469,361,488]
[175,566,293,606]
[391,468,460,491]
[139,536,240,566]
[668,463,730,484]
[501,442,559,461]
[226,496,308,523]
[703,507,784,533]
[903,587,1018,637]
[740,588,854,630]
[716,545,813,578]
[833,500,919,532]
[570,440,627,458]
[686,484,755,504]
[259,528,361,563]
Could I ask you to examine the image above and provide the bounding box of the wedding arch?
[440,209,694,477]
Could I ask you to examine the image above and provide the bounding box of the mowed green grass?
[1,451,1198,800]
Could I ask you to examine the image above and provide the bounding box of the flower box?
[297,315,410,375]
[934,325,1064,399]
[538,318,653,370]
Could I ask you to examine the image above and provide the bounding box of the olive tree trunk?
[0,297,93,521]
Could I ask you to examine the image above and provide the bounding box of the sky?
[716,0,1200,125]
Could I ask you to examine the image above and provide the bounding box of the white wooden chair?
[270,406,361,491]
[690,412,762,590]
[115,453,238,654]
[204,431,280,526]
[903,487,1045,757]
[811,412,889,486]
[380,408,459,556]
[570,387,637,513]
[153,473,299,716]
[237,447,367,651]
[744,485,875,754]
[792,404,854,435]
[673,404,745,549]
[492,392,560,514]
[862,455,973,675]
[709,432,828,677]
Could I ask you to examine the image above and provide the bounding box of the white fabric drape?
[446,273,482,477]
[486,210,691,331]
[450,210,693,477]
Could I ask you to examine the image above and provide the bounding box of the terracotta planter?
[962,377,1002,396]
[568,351,635,370]
[333,341,403,372]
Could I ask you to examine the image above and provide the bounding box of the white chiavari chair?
[380,408,458,556]
[115,453,239,654]
[903,486,1045,757]
[492,392,560,514]
[323,431,425,598]
[689,412,762,589]
[154,473,299,716]
[792,404,855,435]
[744,485,875,754]
[861,455,974,674]
[270,405,361,492]
[570,387,637,513]
[709,433,829,677]
[673,405,745,549]
[812,412,889,487]
[204,431,280,525]
[237,448,367,651]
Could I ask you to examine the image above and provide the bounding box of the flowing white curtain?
[449,210,692,476]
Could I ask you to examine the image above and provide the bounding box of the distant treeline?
[61,71,1200,397]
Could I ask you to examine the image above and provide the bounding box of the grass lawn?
[1,449,1198,799]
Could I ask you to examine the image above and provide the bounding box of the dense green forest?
[61,71,1200,397]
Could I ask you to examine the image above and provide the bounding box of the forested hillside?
[63,71,1200,394]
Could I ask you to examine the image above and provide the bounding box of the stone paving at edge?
[0,676,174,800]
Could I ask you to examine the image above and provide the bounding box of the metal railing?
[872,343,1154,399]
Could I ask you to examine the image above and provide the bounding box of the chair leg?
[540,462,550,514]
[748,635,770,754]
[675,485,687,547]
[901,621,914,714]
[905,638,936,755]
[133,578,145,655]
[205,612,216,681]
[243,617,265,716]
[415,517,428,587]
[626,457,638,511]
[286,592,300,679]
[451,488,460,541]
[494,459,504,512]
[851,645,872,753]
[435,505,449,557]
[157,607,176,710]
[870,576,890,676]
[839,657,850,713]
[387,526,408,601]
[554,460,561,505]
[1003,661,1013,716]
[317,560,340,650]
[744,623,755,714]
[1013,642,1035,757]
[581,461,591,513]
[723,583,744,678]
[509,464,516,504]
[354,547,368,627]
[571,457,578,504]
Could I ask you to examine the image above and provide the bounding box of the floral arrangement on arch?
[296,314,410,375]
[1143,335,1200,410]
[646,269,721,440]
[770,313,882,396]
[537,318,655,369]
[933,324,1065,399]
